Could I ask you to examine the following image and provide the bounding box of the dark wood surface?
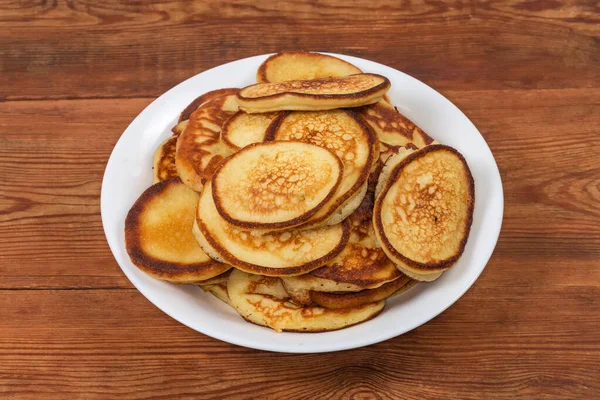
[1,1,599,399]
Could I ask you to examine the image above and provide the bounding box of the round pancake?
[175,92,239,192]
[266,109,378,227]
[212,141,343,230]
[171,120,189,136]
[178,88,239,123]
[227,269,385,332]
[358,100,435,148]
[195,181,350,276]
[309,275,411,309]
[257,51,362,83]
[221,111,278,151]
[195,269,231,286]
[237,74,391,113]
[153,136,179,183]
[201,283,232,306]
[374,145,475,279]
[124,178,231,283]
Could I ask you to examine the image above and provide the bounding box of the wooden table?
[1,1,599,399]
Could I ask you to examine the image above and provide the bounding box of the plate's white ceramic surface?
[101,53,503,353]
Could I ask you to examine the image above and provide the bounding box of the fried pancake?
[266,110,378,227]
[237,74,390,113]
[153,136,179,183]
[358,100,435,148]
[195,269,231,286]
[175,92,239,192]
[374,145,475,280]
[227,269,385,332]
[212,142,343,230]
[257,51,362,83]
[194,181,350,276]
[178,88,240,123]
[171,120,189,136]
[201,283,232,306]
[310,275,411,309]
[221,111,278,151]
[125,178,231,283]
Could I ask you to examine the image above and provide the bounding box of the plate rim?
[101,52,504,353]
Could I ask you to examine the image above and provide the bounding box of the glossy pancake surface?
[374,145,475,277]
[124,178,230,283]
[175,92,239,192]
[257,51,362,83]
[195,181,350,276]
[179,88,239,123]
[227,269,385,332]
[153,136,179,183]
[221,111,278,151]
[212,141,343,230]
[237,74,390,113]
[266,109,377,227]
[358,100,435,148]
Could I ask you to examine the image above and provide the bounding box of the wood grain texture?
[0,0,599,398]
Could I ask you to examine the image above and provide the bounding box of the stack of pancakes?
[126,52,475,333]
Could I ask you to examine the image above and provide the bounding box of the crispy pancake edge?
[179,88,239,122]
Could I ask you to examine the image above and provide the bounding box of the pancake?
[265,109,378,227]
[237,74,390,113]
[152,136,179,183]
[125,178,231,283]
[195,269,231,286]
[309,275,411,309]
[227,269,385,332]
[175,92,239,192]
[212,141,343,230]
[373,145,475,280]
[257,51,362,83]
[201,283,232,306]
[221,111,278,151]
[171,120,189,136]
[179,88,240,123]
[194,181,350,276]
[358,100,435,148]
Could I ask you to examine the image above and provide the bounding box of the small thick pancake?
[358,100,435,148]
[195,269,231,286]
[171,120,189,136]
[195,181,350,276]
[221,111,278,151]
[179,88,240,123]
[310,275,411,309]
[227,269,385,332]
[237,74,390,113]
[212,142,343,230]
[257,51,362,83]
[125,178,231,283]
[153,136,179,183]
[374,145,475,279]
[266,110,378,227]
[175,92,239,192]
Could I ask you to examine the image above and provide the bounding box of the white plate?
[101,53,503,353]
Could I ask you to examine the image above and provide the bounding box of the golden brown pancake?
[221,111,278,151]
[227,269,385,332]
[175,92,239,192]
[171,120,189,136]
[266,109,378,228]
[309,275,412,309]
[201,283,232,306]
[195,269,231,286]
[152,136,179,183]
[212,141,343,230]
[373,145,475,280]
[194,181,350,276]
[237,74,390,113]
[257,51,362,83]
[125,178,231,283]
[178,88,240,123]
[358,100,435,148]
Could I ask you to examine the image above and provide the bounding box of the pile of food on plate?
[124,51,475,332]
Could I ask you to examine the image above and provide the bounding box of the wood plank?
[0,289,597,399]
[0,1,598,101]
[2,87,598,289]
